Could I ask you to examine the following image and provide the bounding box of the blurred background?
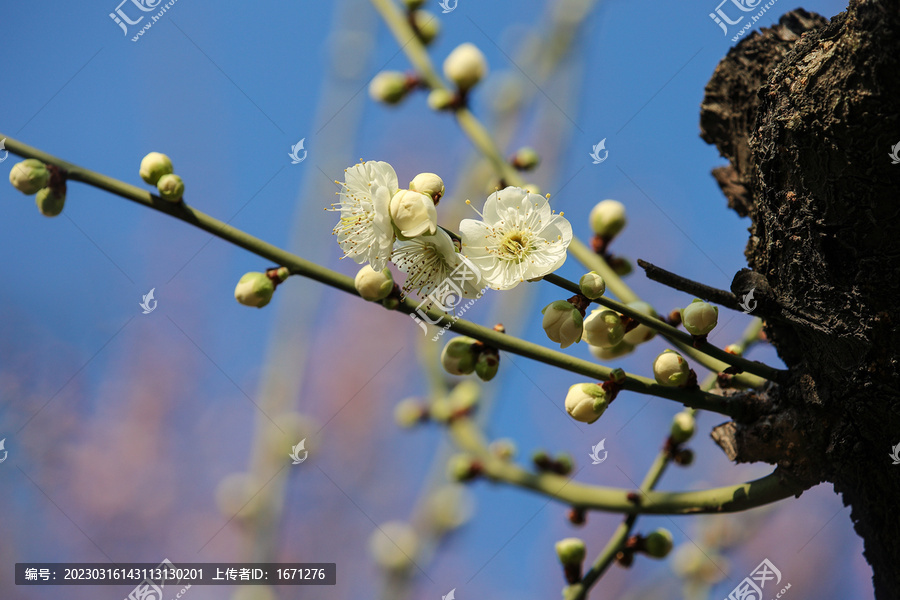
[0,0,870,598]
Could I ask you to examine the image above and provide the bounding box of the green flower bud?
[35,187,65,217]
[156,173,184,202]
[234,272,275,308]
[447,454,479,482]
[588,340,635,360]
[441,336,478,375]
[443,43,488,91]
[622,301,658,346]
[489,439,517,461]
[583,309,624,348]
[402,0,425,9]
[368,71,410,105]
[427,89,456,111]
[555,453,574,475]
[474,352,499,382]
[412,10,440,44]
[394,398,427,428]
[681,299,718,336]
[589,199,626,239]
[578,271,606,299]
[670,411,696,443]
[611,257,633,276]
[511,146,540,171]
[9,159,50,195]
[368,521,419,572]
[653,350,690,387]
[541,300,584,349]
[609,368,627,384]
[139,152,174,185]
[409,172,445,203]
[564,383,608,424]
[644,528,674,558]
[390,189,437,238]
[555,537,587,565]
[354,265,394,301]
[724,343,743,356]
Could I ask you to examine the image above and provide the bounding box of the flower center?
[498,230,532,261]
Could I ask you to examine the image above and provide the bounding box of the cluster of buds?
[615,529,674,567]
[440,332,501,382]
[532,450,575,475]
[9,159,68,217]
[139,152,184,203]
[234,266,290,308]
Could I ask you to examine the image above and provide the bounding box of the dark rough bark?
[700,3,900,598]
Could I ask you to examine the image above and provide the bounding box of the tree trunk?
[699,2,900,597]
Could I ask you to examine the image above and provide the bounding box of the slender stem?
[637,258,744,312]
[568,237,639,303]
[1,135,742,417]
[543,274,785,383]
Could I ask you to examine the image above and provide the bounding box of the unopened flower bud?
[402,0,425,9]
[156,173,184,202]
[674,448,694,465]
[644,528,674,558]
[653,350,690,387]
[412,10,440,45]
[555,537,587,566]
[511,147,540,171]
[724,343,742,356]
[448,379,480,413]
[579,271,606,299]
[555,453,574,475]
[609,368,627,384]
[9,159,50,195]
[681,299,718,336]
[234,271,278,308]
[589,199,626,239]
[390,189,437,238]
[369,521,419,572]
[441,336,478,375]
[35,187,65,217]
[409,172,444,203]
[443,43,488,91]
[541,300,584,349]
[394,398,427,428]
[139,152,173,185]
[474,352,499,382]
[583,309,624,348]
[354,265,394,301]
[670,411,696,443]
[564,383,608,424]
[369,71,411,105]
[447,454,480,482]
[622,301,658,345]
[427,89,456,111]
[610,256,633,276]
[489,439,517,461]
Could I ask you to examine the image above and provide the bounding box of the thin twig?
[637,258,743,311]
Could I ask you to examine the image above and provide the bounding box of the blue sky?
[0,0,870,599]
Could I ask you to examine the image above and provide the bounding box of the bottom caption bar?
[16,561,336,585]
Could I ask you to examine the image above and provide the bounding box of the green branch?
[1,134,740,418]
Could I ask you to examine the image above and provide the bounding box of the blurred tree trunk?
[699,2,900,597]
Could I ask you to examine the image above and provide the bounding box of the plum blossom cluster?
[329,160,573,302]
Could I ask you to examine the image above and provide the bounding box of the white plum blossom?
[459,187,572,290]
[330,161,399,271]
[392,228,482,300]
